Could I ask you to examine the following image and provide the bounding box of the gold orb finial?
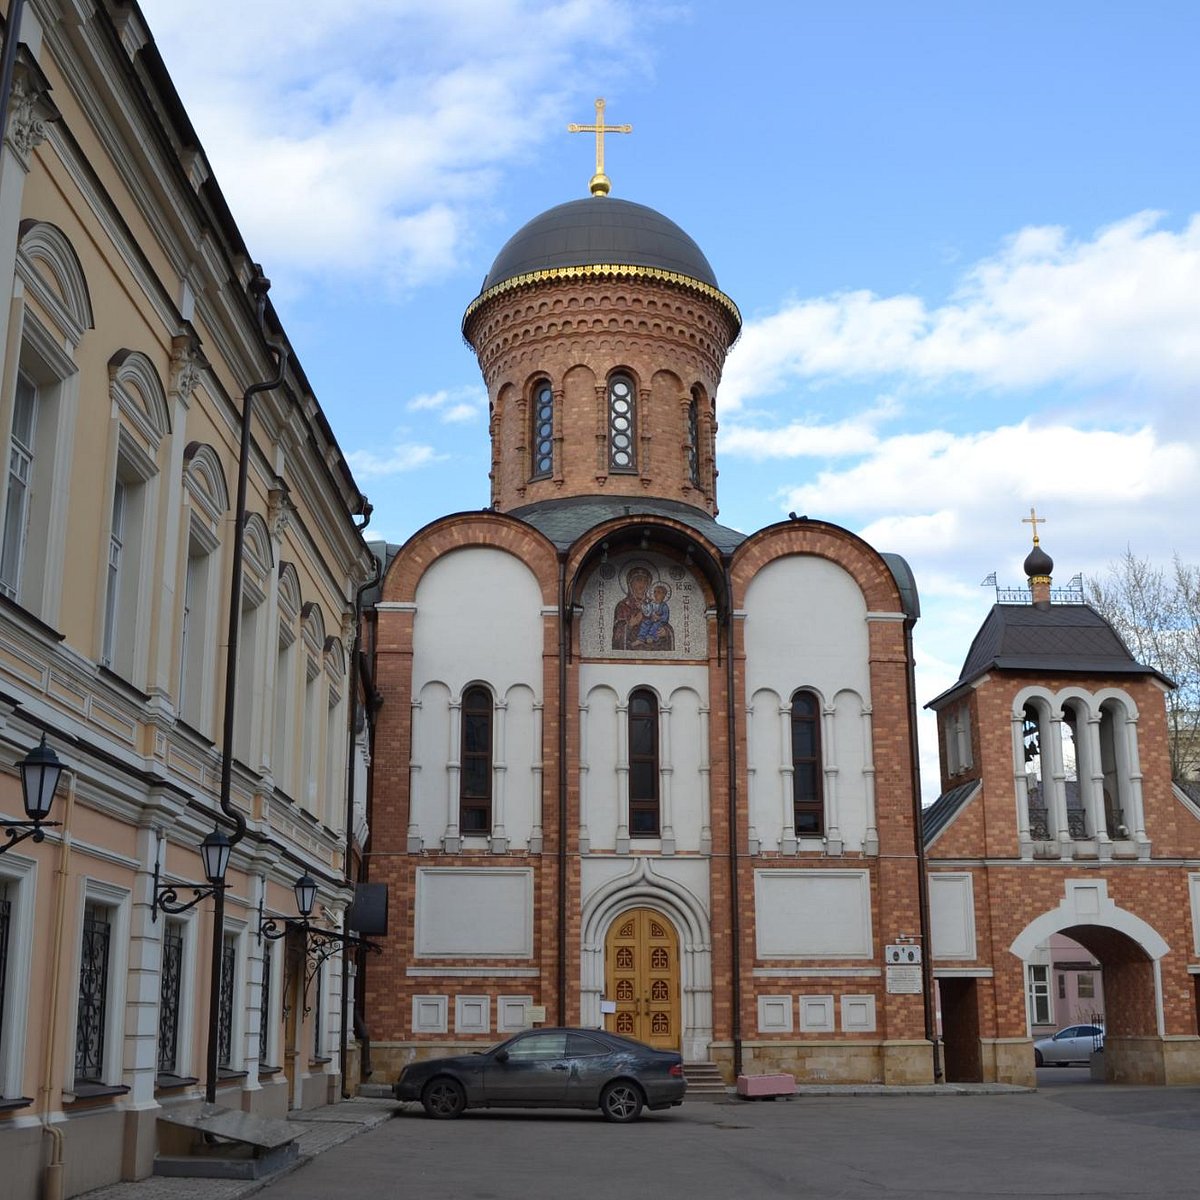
[589,172,612,197]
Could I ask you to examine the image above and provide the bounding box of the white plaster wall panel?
[412,681,451,841]
[840,994,877,1032]
[743,556,871,704]
[929,873,977,960]
[667,685,705,852]
[583,684,619,850]
[498,996,534,1032]
[412,995,448,1033]
[455,995,490,1034]
[415,868,534,957]
[749,687,783,847]
[758,995,794,1034]
[754,870,872,958]
[503,683,537,849]
[834,688,868,850]
[411,547,544,698]
[798,994,835,1032]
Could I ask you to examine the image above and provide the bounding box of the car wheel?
[600,1079,644,1123]
[421,1077,466,1119]
[1034,1049,1044,1067]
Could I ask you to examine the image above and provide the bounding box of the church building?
[363,127,938,1085]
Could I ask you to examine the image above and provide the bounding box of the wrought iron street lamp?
[151,827,232,920]
[258,872,380,1020]
[1,734,65,854]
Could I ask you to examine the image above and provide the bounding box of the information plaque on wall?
[886,965,923,994]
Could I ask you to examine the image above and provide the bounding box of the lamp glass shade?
[294,873,318,918]
[200,828,232,884]
[20,734,63,821]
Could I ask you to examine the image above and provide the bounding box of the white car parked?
[1033,1024,1105,1066]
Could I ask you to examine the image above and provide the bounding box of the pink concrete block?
[736,1073,797,1097]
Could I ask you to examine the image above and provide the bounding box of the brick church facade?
[361,181,1200,1088]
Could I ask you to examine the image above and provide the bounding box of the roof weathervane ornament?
[568,97,632,196]
[1022,506,1047,545]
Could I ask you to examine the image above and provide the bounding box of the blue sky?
[139,1,1200,793]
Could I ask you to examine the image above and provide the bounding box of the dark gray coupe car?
[394,1027,687,1122]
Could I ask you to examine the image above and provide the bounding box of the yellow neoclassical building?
[0,2,376,1194]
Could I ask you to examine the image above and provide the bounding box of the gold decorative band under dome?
[462,262,742,335]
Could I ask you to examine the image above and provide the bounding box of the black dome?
[479,197,720,293]
[1024,544,1054,578]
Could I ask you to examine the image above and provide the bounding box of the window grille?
[259,945,272,1064]
[157,921,184,1076]
[217,936,237,1069]
[75,904,112,1083]
[0,373,37,599]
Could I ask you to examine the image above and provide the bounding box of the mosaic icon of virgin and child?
[612,563,675,652]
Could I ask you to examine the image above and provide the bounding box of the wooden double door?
[605,908,680,1050]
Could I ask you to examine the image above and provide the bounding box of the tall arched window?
[530,381,554,479]
[608,373,637,472]
[628,688,659,835]
[791,690,823,835]
[686,392,700,488]
[460,686,493,833]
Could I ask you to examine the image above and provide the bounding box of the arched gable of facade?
[564,516,727,617]
[380,511,559,606]
[729,519,905,613]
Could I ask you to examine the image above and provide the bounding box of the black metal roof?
[940,603,1170,702]
[509,495,747,553]
[479,197,720,293]
[922,780,981,847]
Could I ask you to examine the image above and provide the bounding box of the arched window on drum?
[608,373,637,472]
[530,379,554,479]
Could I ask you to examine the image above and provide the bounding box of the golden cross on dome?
[1022,506,1047,544]
[568,98,632,197]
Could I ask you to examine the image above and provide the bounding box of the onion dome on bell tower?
[462,99,740,517]
[1022,507,1054,608]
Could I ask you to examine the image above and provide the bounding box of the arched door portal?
[605,908,680,1050]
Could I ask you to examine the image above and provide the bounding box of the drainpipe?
[721,555,743,1077]
[905,616,942,1082]
[340,527,378,1098]
[40,767,76,1200]
[556,552,569,1024]
[207,267,287,1105]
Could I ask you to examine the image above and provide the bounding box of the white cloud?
[138,0,644,288]
[786,423,1196,525]
[346,442,444,478]
[721,396,899,459]
[721,212,1200,411]
[407,385,487,423]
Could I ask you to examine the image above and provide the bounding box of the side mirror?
[494,1049,509,1063]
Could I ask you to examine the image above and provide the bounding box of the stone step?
[683,1062,730,1096]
